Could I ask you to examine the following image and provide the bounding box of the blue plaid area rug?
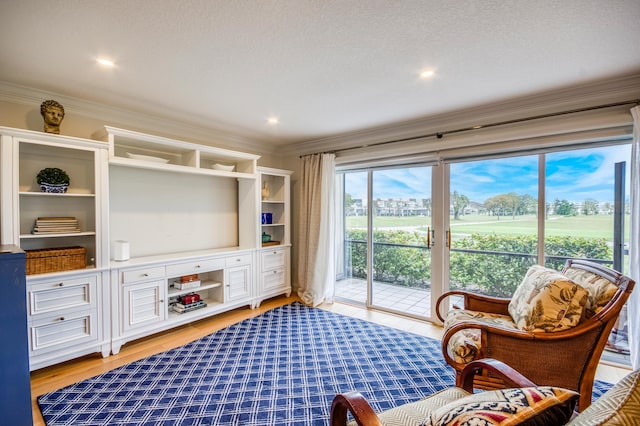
[38,302,612,425]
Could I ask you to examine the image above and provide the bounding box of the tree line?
[452,191,608,219]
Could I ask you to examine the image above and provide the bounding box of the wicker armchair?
[435,259,635,412]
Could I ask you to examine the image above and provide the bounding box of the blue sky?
[345,145,631,203]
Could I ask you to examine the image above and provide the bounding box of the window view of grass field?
[345,214,629,240]
[339,144,631,297]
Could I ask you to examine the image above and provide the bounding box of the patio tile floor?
[334,277,431,317]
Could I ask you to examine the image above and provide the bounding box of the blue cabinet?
[0,245,32,425]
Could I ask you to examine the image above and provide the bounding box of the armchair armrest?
[460,359,536,392]
[435,290,511,322]
[331,391,382,426]
[440,320,536,369]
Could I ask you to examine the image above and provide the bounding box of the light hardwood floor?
[30,295,632,425]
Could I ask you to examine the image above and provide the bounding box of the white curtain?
[629,105,640,369]
[297,153,336,306]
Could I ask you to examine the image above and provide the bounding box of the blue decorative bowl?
[40,183,69,193]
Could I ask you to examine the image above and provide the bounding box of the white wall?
[109,166,238,257]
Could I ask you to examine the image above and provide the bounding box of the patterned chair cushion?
[563,266,618,320]
[508,265,588,332]
[566,368,640,426]
[423,386,579,426]
[346,388,470,426]
[443,309,518,364]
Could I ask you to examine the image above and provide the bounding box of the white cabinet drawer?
[29,275,97,316]
[225,253,252,267]
[262,269,286,291]
[166,258,225,277]
[261,249,286,271]
[122,266,166,283]
[29,309,98,353]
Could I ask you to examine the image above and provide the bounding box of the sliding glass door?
[335,166,432,319]
[370,167,432,316]
[336,171,368,304]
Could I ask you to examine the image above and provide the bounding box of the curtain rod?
[300,98,640,158]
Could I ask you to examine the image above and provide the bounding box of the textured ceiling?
[1,1,639,145]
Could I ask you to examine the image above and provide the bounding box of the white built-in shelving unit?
[0,125,293,369]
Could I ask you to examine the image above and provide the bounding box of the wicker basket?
[25,246,86,275]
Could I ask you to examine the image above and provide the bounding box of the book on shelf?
[33,229,82,234]
[37,216,77,221]
[32,216,81,234]
[172,301,207,314]
[175,300,206,309]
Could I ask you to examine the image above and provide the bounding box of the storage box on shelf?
[25,246,86,275]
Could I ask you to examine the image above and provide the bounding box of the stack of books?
[32,217,81,234]
[171,300,207,314]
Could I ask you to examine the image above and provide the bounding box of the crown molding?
[285,71,640,156]
[0,81,279,156]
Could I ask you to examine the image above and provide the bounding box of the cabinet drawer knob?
[57,282,64,287]
[195,265,201,268]
[58,317,65,321]
[143,273,149,277]
[272,251,277,255]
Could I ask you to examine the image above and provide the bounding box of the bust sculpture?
[261,181,270,200]
[40,100,65,134]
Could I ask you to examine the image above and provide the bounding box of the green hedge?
[344,230,612,297]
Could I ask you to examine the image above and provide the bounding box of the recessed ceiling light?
[419,70,435,79]
[267,117,279,125]
[96,58,115,67]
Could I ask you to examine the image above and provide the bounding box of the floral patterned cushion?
[444,309,517,364]
[508,265,588,332]
[563,266,618,320]
[423,386,579,426]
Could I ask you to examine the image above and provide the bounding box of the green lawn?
[346,214,630,241]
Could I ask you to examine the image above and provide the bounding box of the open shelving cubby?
[259,167,292,247]
[167,269,224,318]
[2,130,109,270]
[96,126,259,179]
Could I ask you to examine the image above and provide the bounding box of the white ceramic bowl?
[212,163,235,172]
[126,152,170,163]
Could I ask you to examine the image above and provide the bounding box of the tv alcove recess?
[0,125,292,368]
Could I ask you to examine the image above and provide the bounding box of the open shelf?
[21,231,96,239]
[168,281,222,298]
[98,126,259,179]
